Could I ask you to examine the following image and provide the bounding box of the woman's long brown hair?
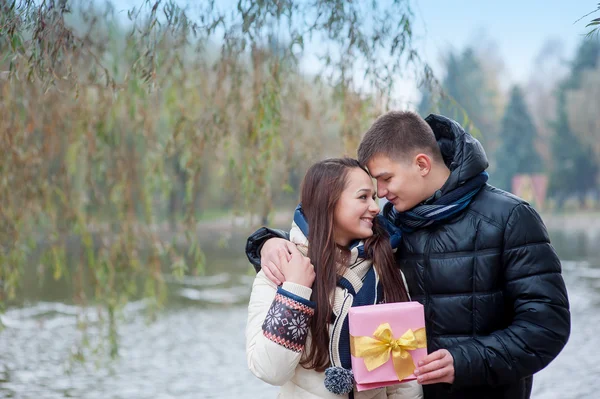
[299,158,409,372]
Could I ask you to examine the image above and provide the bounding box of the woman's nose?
[369,199,380,214]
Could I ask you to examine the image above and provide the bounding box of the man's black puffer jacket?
[245,114,570,399]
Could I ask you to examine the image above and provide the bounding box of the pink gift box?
[349,301,427,392]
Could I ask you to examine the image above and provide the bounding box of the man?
[245,112,570,399]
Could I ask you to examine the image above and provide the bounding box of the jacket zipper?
[423,232,433,349]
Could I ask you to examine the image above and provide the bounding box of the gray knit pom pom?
[324,366,354,395]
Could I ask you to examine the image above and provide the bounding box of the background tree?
[548,39,600,206]
[494,86,543,191]
[525,39,568,165]
[566,64,600,169]
[0,0,432,355]
[418,46,503,148]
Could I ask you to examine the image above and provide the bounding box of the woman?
[246,158,423,399]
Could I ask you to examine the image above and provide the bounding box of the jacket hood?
[425,114,489,192]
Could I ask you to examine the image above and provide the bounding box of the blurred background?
[1,1,599,398]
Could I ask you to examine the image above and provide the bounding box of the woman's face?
[333,168,380,247]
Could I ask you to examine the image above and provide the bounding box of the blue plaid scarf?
[385,172,489,232]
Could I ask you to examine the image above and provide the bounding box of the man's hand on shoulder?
[414,349,455,385]
[260,238,296,285]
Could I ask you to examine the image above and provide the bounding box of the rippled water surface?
[1,253,599,398]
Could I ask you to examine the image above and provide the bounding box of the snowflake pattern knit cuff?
[262,287,315,353]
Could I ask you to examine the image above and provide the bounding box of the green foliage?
[548,39,600,203]
[0,0,428,352]
[418,48,501,139]
[494,86,543,191]
[548,94,598,203]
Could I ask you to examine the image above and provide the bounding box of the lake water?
[1,231,599,399]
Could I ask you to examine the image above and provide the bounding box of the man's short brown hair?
[357,111,443,166]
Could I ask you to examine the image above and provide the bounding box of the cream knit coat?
[245,224,423,399]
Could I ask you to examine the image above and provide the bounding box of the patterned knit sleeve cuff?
[261,287,316,353]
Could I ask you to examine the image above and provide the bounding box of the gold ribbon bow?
[350,323,427,382]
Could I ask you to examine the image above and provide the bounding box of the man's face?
[366,154,429,212]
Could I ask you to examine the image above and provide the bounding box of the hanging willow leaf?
[0,0,433,358]
[587,18,600,27]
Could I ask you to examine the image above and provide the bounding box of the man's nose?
[377,185,387,198]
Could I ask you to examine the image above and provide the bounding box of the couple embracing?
[245,111,570,399]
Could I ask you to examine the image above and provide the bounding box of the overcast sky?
[111,0,597,106]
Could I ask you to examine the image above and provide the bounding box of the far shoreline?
[199,209,600,241]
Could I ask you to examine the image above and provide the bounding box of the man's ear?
[415,154,432,176]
